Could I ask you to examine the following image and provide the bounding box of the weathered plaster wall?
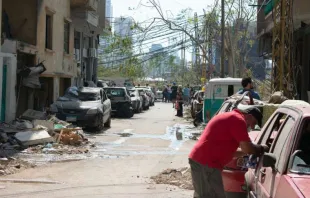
[36,0,75,78]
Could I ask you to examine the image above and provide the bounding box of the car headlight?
[86,107,98,114]
[50,104,58,113]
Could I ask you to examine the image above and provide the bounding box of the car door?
[250,109,298,198]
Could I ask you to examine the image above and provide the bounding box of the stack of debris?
[151,167,193,190]
[0,109,89,156]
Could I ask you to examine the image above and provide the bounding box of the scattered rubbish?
[15,130,54,146]
[0,158,35,176]
[33,120,54,134]
[10,119,33,130]
[56,128,87,146]
[117,133,133,137]
[151,167,193,190]
[21,109,46,121]
[175,127,183,140]
[0,178,60,184]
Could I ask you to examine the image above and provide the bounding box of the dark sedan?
[50,87,111,130]
[103,87,134,118]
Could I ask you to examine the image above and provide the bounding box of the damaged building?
[0,0,108,123]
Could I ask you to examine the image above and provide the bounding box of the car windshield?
[104,88,125,97]
[78,91,100,101]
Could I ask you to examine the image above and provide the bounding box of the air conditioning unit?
[74,49,80,61]
[82,49,88,58]
[88,48,98,58]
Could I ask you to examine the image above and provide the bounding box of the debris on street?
[0,110,92,174]
[0,157,35,176]
[151,167,193,190]
[15,130,54,146]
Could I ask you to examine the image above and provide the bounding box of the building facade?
[0,0,107,121]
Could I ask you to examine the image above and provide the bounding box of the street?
[0,103,197,198]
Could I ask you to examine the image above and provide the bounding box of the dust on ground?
[150,167,193,190]
[0,158,35,176]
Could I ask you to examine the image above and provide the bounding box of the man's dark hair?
[241,77,252,88]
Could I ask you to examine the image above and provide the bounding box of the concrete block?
[15,130,54,146]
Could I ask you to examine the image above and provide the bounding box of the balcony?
[70,0,98,11]
[87,11,99,27]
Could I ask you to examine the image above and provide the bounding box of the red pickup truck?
[244,100,310,197]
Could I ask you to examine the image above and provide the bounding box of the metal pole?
[221,0,225,78]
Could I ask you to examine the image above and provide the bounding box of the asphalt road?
[0,102,197,198]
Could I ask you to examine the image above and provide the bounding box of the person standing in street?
[171,82,178,108]
[176,86,183,117]
[183,84,190,106]
[237,77,261,100]
[162,86,168,102]
[188,106,268,198]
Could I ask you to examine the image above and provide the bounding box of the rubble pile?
[0,157,35,176]
[151,167,193,190]
[0,109,90,160]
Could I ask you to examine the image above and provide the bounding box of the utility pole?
[194,12,199,80]
[220,0,225,78]
[182,31,186,85]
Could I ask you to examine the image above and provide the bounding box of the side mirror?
[262,153,277,168]
[130,94,135,97]
[107,94,111,99]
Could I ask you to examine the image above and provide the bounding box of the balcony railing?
[70,0,98,11]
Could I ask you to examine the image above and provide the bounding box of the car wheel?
[104,115,111,128]
[96,114,104,131]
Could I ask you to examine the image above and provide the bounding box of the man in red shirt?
[189,106,267,198]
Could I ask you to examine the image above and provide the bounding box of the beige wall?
[2,0,37,45]
[36,0,76,78]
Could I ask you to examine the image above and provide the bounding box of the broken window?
[64,21,70,54]
[45,15,53,49]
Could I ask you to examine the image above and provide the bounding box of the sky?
[111,0,215,60]
[112,0,214,21]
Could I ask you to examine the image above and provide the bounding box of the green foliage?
[98,34,145,80]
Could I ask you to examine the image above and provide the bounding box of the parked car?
[103,87,134,118]
[128,88,143,113]
[155,90,163,101]
[97,80,109,88]
[50,87,111,130]
[136,88,150,110]
[145,89,155,106]
[244,100,310,198]
[84,81,97,87]
[136,87,155,106]
[191,91,204,118]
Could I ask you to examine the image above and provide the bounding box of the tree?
[138,0,258,78]
[98,34,145,80]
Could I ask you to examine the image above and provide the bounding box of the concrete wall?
[37,0,75,78]
[2,0,37,45]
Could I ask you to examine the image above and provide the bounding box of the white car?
[156,90,163,101]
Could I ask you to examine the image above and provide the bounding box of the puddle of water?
[16,123,202,165]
